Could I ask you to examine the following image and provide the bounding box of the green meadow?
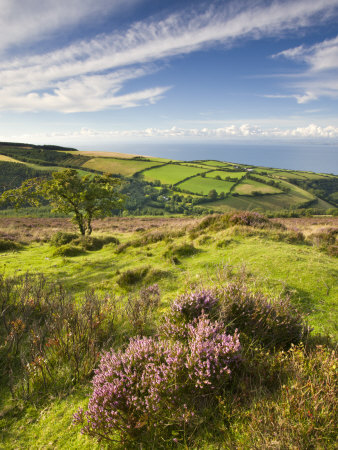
[82,157,160,176]
[233,178,282,195]
[141,163,209,184]
[178,175,235,195]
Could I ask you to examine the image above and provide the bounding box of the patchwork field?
[206,170,246,180]
[82,157,161,176]
[234,179,283,195]
[178,175,235,195]
[142,163,209,184]
[0,142,337,216]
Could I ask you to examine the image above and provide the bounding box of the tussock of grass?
[116,266,150,288]
[0,238,23,252]
[164,242,199,264]
[52,243,85,257]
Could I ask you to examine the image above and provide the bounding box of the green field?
[234,179,283,195]
[0,142,337,215]
[142,163,209,184]
[195,160,234,168]
[208,194,308,211]
[82,157,160,176]
[207,170,247,180]
[178,175,235,195]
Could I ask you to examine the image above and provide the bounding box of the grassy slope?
[142,163,209,184]
[0,225,336,336]
[82,157,161,176]
[1,145,336,212]
[178,176,235,195]
[206,170,247,179]
[234,179,283,195]
[0,216,337,448]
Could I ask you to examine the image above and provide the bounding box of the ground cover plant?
[0,212,337,448]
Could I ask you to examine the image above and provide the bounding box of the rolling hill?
[0,142,337,216]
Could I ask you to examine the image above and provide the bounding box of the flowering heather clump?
[74,316,240,445]
[186,316,240,389]
[171,289,219,321]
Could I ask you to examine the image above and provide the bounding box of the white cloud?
[272,35,338,102]
[0,0,143,54]
[3,123,338,142]
[1,0,338,112]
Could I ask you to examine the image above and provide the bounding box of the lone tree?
[1,169,124,235]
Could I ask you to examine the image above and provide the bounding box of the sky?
[0,0,338,154]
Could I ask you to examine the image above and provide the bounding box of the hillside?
[0,213,336,448]
[0,142,337,216]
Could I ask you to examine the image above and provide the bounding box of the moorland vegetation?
[0,209,337,448]
[0,143,336,448]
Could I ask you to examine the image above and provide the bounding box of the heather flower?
[171,289,219,321]
[74,317,241,444]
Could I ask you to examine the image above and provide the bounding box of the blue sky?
[0,0,338,150]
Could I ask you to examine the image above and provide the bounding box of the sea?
[78,141,338,174]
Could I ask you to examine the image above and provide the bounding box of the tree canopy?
[1,169,124,235]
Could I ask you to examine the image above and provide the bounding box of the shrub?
[192,211,284,234]
[167,283,308,350]
[171,289,219,322]
[124,284,161,334]
[74,316,240,446]
[50,231,78,247]
[0,274,117,400]
[164,242,199,262]
[0,238,22,252]
[217,283,309,349]
[145,268,172,283]
[52,243,84,257]
[216,238,233,248]
[116,266,149,288]
[308,227,337,256]
[237,344,337,449]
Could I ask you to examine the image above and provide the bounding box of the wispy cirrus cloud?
[0,0,144,55]
[1,0,338,112]
[271,35,338,103]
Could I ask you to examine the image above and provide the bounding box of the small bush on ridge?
[50,231,78,247]
[52,243,85,257]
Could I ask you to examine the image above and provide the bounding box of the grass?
[195,160,235,168]
[0,216,336,336]
[206,170,247,180]
[142,163,209,184]
[0,155,23,163]
[0,214,337,448]
[178,176,235,195]
[209,193,313,211]
[234,179,283,195]
[82,157,160,176]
